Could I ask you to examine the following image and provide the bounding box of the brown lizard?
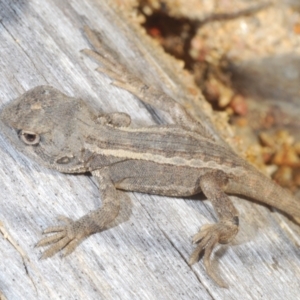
[0,26,299,287]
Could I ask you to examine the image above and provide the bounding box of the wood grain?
[0,0,299,299]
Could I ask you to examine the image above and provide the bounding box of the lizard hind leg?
[189,170,239,288]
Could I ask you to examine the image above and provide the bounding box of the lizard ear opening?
[19,130,40,145]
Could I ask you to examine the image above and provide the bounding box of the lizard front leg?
[189,170,239,288]
[37,168,124,258]
[82,26,213,140]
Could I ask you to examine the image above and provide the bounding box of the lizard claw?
[36,215,86,259]
[189,221,238,288]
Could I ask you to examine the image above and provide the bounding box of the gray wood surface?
[0,1,300,299]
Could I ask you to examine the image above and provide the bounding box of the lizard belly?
[109,160,204,197]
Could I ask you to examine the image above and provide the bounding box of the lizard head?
[0,85,96,173]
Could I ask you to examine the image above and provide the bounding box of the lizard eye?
[19,130,40,145]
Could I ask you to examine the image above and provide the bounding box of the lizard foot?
[36,216,90,259]
[189,220,238,288]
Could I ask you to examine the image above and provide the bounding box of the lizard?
[0,26,299,288]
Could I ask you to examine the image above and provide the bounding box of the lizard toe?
[40,236,72,259]
[36,231,66,248]
[62,237,82,257]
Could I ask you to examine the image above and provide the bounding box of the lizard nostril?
[233,216,239,226]
[56,156,72,164]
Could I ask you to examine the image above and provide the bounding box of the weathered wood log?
[0,1,299,299]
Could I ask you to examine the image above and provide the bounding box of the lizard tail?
[226,170,300,222]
